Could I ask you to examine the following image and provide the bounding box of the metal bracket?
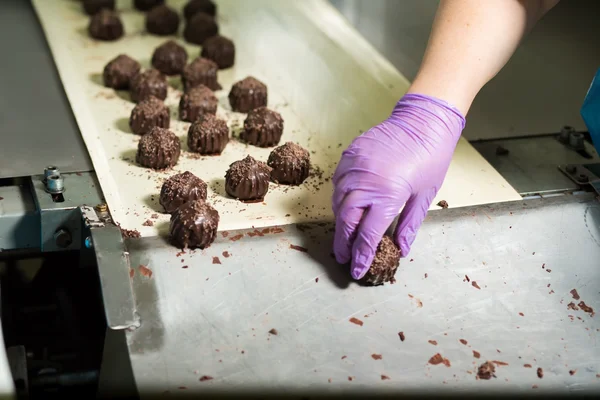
[558,163,600,196]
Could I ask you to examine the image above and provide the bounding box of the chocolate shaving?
[290,244,308,252]
[477,361,496,380]
[578,301,594,316]
[199,375,213,382]
[570,289,580,300]
[472,281,481,290]
[398,332,405,341]
[139,264,153,278]
[537,367,543,378]
[473,351,481,359]
[428,353,451,367]
[371,354,382,360]
[212,256,221,264]
[428,340,438,346]
[459,339,468,345]
[349,317,363,326]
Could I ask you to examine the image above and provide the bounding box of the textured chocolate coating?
[170,200,219,249]
[151,40,188,76]
[228,76,267,113]
[179,85,218,123]
[129,96,170,135]
[241,107,283,147]
[146,5,180,36]
[134,0,164,11]
[187,114,229,154]
[130,69,168,103]
[184,0,217,20]
[88,9,123,41]
[83,0,115,16]
[201,35,235,69]
[361,236,400,286]
[136,127,181,169]
[103,54,141,90]
[225,156,272,202]
[183,12,218,45]
[182,57,221,91]
[160,171,208,214]
[268,142,310,185]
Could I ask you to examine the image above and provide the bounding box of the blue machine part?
[581,68,600,154]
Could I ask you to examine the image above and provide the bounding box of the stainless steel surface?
[121,195,600,395]
[0,185,38,251]
[91,226,138,330]
[472,136,600,196]
[31,172,104,252]
[330,0,600,140]
[0,0,92,179]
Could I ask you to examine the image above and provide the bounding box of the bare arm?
[408,0,559,115]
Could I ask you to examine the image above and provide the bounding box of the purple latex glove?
[332,93,466,280]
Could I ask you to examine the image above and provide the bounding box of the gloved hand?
[332,93,466,280]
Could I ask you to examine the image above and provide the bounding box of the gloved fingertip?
[350,250,374,280]
[334,250,351,265]
[351,264,368,280]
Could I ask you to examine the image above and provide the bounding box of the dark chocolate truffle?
[228,76,268,113]
[129,96,170,135]
[103,54,141,90]
[130,69,168,103]
[182,57,221,91]
[225,156,272,202]
[134,0,164,11]
[184,0,217,20]
[179,85,218,122]
[151,40,188,76]
[268,142,310,185]
[88,9,124,41]
[361,236,400,286]
[187,114,229,154]
[201,35,235,69]
[169,200,219,249]
[183,12,218,45]
[146,5,180,36]
[83,0,115,16]
[136,127,181,169]
[241,107,284,147]
[160,171,208,214]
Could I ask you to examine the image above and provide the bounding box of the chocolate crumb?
[537,367,543,378]
[199,375,213,382]
[398,332,405,341]
[371,354,382,360]
[567,302,580,311]
[349,317,364,326]
[315,277,319,283]
[212,256,221,264]
[182,265,188,269]
[477,361,496,380]
[290,244,308,252]
[459,339,468,345]
[139,264,153,278]
[341,355,347,360]
[268,328,278,335]
[493,361,509,366]
[519,312,524,317]
[524,364,532,368]
[229,234,243,241]
[428,353,451,367]
[381,375,390,380]
[472,281,481,290]
[578,301,594,316]
[428,340,438,346]
[569,370,576,375]
[142,219,154,226]
[222,251,230,258]
[120,226,141,238]
[570,289,580,300]
[347,376,353,381]
[424,273,428,278]
[437,200,449,209]
[473,351,481,359]
[465,275,470,282]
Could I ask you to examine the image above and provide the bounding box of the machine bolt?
[44,165,59,181]
[569,132,585,150]
[559,126,574,143]
[54,229,73,249]
[46,174,64,194]
[578,174,589,183]
[84,236,93,249]
[95,203,108,212]
[565,165,577,174]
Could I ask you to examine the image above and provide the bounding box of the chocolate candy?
[88,9,123,41]
[103,54,141,90]
[146,4,180,36]
[241,107,283,147]
[83,0,115,15]
[182,57,220,91]
[151,40,188,76]
[169,200,219,249]
[183,12,218,45]
[129,96,170,135]
[361,236,400,286]
[130,69,168,103]
[183,0,217,20]
[179,85,218,123]
[225,155,271,202]
[136,127,181,169]
[160,171,207,214]
[187,114,229,154]
[268,142,310,185]
[228,76,267,113]
[200,35,235,69]
[134,0,164,11]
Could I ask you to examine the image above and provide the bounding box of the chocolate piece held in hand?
[83,0,115,16]
[225,156,271,202]
[170,200,219,249]
[130,69,168,103]
[241,107,284,147]
[183,12,218,45]
[151,41,188,76]
[182,57,221,91]
[187,114,229,154]
[184,0,217,20]
[268,142,310,185]
[201,35,235,69]
[146,5,180,36]
[134,0,164,11]
[229,76,267,113]
[129,96,170,135]
[88,9,124,41]
[179,85,218,122]
[160,171,207,214]
[361,236,400,286]
[103,54,141,90]
[136,127,180,169]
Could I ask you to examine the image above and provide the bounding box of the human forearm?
[408,0,559,115]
